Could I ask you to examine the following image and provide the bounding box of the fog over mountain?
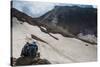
[12,1,96,18]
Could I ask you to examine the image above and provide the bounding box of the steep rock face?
[54,6,97,36]
[39,6,97,38]
[11,5,97,44]
[39,6,97,44]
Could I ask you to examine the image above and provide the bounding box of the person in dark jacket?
[21,42,38,58]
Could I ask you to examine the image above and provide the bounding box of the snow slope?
[12,17,97,64]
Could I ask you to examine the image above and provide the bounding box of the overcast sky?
[12,0,97,18]
[13,1,56,17]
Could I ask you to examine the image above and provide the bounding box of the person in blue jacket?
[21,42,38,58]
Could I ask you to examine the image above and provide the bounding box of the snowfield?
[12,17,97,64]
